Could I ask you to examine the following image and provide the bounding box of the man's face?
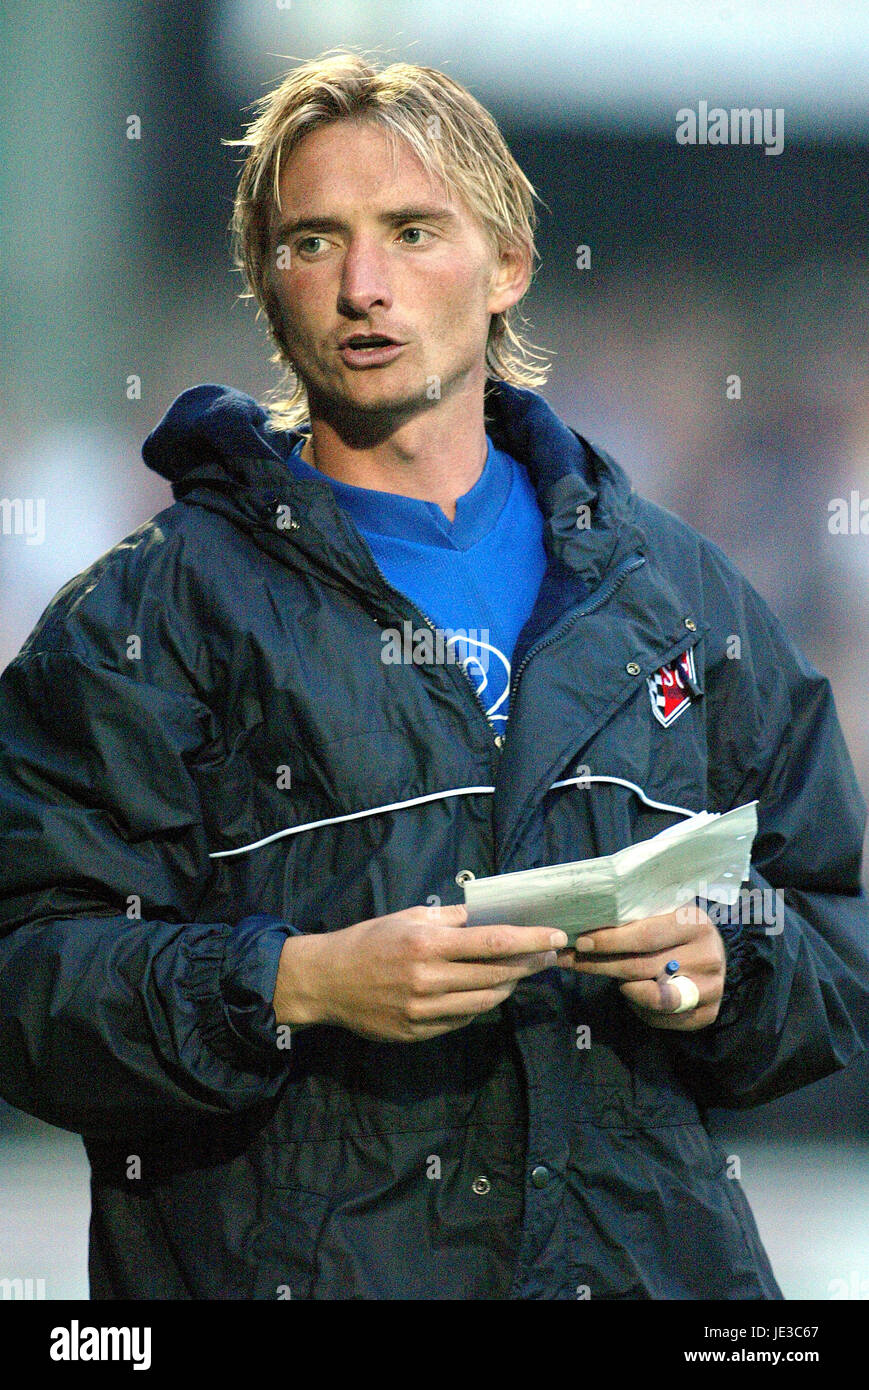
[268,119,527,425]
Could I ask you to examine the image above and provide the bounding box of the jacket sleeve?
[671,557,869,1109]
[0,645,297,1142]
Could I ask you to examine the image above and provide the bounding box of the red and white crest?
[647,647,697,727]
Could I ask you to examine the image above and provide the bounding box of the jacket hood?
[142,383,295,483]
[141,378,647,590]
[144,379,621,499]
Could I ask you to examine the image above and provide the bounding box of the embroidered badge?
[647,647,698,727]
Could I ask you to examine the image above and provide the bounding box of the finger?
[356,1013,479,1044]
[406,1015,489,1041]
[571,909,701,956]
[621,998,718,1030]
[568,948,707,982]
[619,976,714,1018]
[426,952,558,993]
[409,982,520,1020]
[443,924,568,960]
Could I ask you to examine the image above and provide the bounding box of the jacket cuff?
[203,913,301,1068]
[695,885,779,1026]
[698,895,751,995]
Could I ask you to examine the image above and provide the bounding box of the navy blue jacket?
[1,379,867,1298]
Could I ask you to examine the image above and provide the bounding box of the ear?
[486,242,532,316]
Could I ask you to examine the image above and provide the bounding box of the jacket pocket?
[251,1185,333,1300]
[564,1119,780,1298]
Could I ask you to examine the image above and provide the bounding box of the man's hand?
[272,903,567,1042]
[555,902,726,1031]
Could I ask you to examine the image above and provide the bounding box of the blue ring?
[665,959,681,976]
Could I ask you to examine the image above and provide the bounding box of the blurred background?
[0,0,867,1300]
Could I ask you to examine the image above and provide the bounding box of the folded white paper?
[463,801,758,944]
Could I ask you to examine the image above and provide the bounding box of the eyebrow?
[271,205,459,247]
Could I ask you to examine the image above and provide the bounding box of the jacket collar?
[143,378,648,599]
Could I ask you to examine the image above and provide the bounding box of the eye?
[398,226,432,245]
[295,235,329,257]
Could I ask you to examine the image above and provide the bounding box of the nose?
[337,234,393,317]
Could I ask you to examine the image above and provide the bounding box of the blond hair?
[224,49,551,431]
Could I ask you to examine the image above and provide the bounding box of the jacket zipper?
[261,488,502,747]
[362,552,502,746]
[508,552,647,709]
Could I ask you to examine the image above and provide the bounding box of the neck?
[299,372,489,523]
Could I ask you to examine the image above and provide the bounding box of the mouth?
[337,333,406,367]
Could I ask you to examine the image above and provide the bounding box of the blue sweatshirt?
[285,434,548,728]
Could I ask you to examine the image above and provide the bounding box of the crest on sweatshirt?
[647,647,698,727]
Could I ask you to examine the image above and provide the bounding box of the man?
[1,50,867,1301]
